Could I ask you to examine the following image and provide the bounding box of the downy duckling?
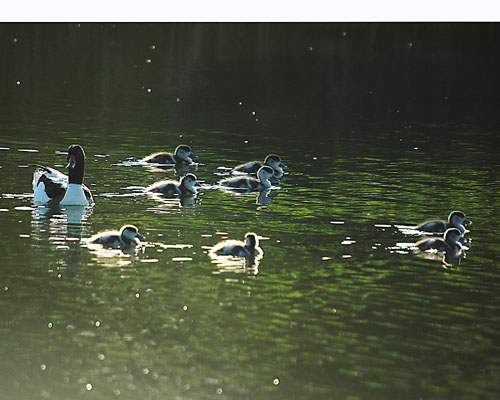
[233,154,287,178]
[416,228,463,252]
[141,145,198,165]
[146,173,200,196]
[32,144,94,206]
[209,232,263,257]
[87,224,145,247]
[219,166,274,191]
[415,211,471,234]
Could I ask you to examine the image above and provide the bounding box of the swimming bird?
[209,232,263,257]
[32,144,94,206]
[141,145,198,165]
[146,173,200,196]
[87,224,145,247]
[233,154,287,178]
[416,228,464,252]
[219,166,274,191]
[415,211,471,234]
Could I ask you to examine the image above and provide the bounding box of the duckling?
[416,228,463,252]
[415,211,471,234]
[141,145,198,165]
[233,154,287,178]
[146,173,200,196]
[219,166,274,191]
[32,144,94,206]
[87,225,145,247]
[209,232,263,257]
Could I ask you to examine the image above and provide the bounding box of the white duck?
[32,144,94,206]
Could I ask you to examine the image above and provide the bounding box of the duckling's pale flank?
[416,228,463,252]
[219,166,275,191]
[141,145,198,165]
[233,154,287,178]
[209,232,263,257]
[87,225,145,247]
[415,211,471,234]
[32,144,94,206]
[146,173,200,196]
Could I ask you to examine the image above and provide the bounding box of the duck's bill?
[137,233,146,240]
[279,162,287,168]
[464,219,472,225]
[191,153,199,159]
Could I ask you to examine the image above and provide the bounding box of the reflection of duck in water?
[146,174,200,196]
[87,225,145,247]
[219,166,274,192]
[209,232,263,257]
[141,145,198,165]
[416,228,464,252]
[233,154,287,179]
[415,211,471,234]
[32,144,94,206]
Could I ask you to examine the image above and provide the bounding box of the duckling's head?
[245,232,259,249]
[444,227,462,244]
[449,211,471,225]
[181,173,200,190]
[120,224,145,244]
[257,165,275,181]
[175,145,198,161]
[264,154,287,170]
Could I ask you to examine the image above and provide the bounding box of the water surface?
[1,23,500,399]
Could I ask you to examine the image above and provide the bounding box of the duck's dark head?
[120,224,145,245]
[175,144,198,160]
[245,232,259,249]
[444,228,462,244]
[449,210,471,226]
[66,144,86,184]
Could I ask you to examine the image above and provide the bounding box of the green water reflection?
[1,23,500,399]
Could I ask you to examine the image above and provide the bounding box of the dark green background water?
[1,23,500,399]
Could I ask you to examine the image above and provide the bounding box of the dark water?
[1,23,500,399]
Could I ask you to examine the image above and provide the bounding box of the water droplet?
[146,88,152,93]
[216,388,223,394]
[4,286,8,291]
[135,292,140,298]
[40,364,47,371]
[146,58,152,63]
[16,80,21,85]
[57,273,62,279]
[183,305,188,311]
[273,378,280,385]
[12,37,18,43]
[150,45,156,50]
[86,383,93,391]
[342,31,347,37]
[176,97,180,102]
[48,322,53,329]
[308,46,313,51]
[244,140,248,144]
[95,320,101,327]
[408,41,413,47]
[98,354,105,360]
[238,101,242,105]
[143,368,149,375]
[332,308,337,313]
